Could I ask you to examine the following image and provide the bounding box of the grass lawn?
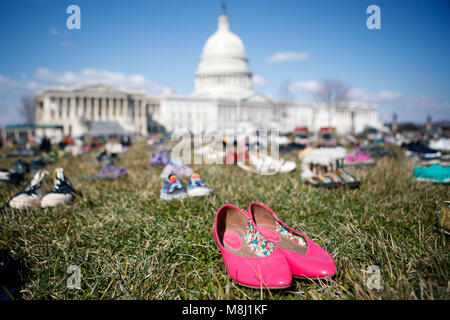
[0,139,449,300]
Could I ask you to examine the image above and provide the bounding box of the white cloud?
[0,74,39,96]
[286,80,405,105]
[268,51,309,63]
[35,67,165,94]
[0,74,44,126]
[0,99,20,127]
[252,74,267,87]
[0,75,20,93]
[49,27,59,36]
[287,80,321,93]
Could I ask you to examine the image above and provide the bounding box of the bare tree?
[19,96,35,125]
[315,79,351,127]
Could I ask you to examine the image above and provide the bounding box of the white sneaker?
[239,154,296,175]
[9,170,49,209]
[41,168,75,208]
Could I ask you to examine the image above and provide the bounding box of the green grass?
[0,139,449,300]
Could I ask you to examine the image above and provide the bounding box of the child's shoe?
[187,173,214,197]
[160,174,188,200]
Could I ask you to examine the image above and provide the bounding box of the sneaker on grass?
[41,168,76,208]
[0,170,23,185]
[8,170,49,209]
[160,174,187,200]
[187,173,214,197]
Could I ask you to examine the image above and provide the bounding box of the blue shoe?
[31,157,46,172]
[187,173,214,197]
[414,164,450,184]
[11,159,30,174]
[160,174,187,200]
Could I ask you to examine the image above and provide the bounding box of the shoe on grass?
[160,158,193,179]
[8,170,49,209]
[212,204,292,289]
[187,173,214,197]
[248,202,336,278]
[0,169,23,185]
[160,174,187,200]
[333,158,360,188]
[414,163,450,184]
[11,159,30,174]
[41,168,76,208]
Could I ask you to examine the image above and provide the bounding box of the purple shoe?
[150,149,170,166]
[161,150,170,166]
[150,150,162,166]
[160,158,193,178]
[96,166,127,180]
[83,166,127,181]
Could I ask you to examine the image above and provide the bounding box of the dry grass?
[0,139,449,300]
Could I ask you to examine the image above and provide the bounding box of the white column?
[93,98,99,121]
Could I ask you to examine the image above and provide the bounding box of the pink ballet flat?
[248,202,336,279]
[212,204,293,289]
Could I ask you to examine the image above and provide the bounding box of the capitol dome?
[194,12,253,97]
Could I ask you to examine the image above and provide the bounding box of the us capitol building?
[35,11,380,138]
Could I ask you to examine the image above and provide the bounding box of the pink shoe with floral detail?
[212,204,293,289]
[248,202,336,279]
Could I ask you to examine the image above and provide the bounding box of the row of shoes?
[5,168,78,209]
[213,202,335,288]
[160,173,214,200]
[303,160,360,189]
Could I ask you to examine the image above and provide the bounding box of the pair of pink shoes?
[212,202,336,289]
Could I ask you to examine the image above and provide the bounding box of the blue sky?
[0,0,449,126]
